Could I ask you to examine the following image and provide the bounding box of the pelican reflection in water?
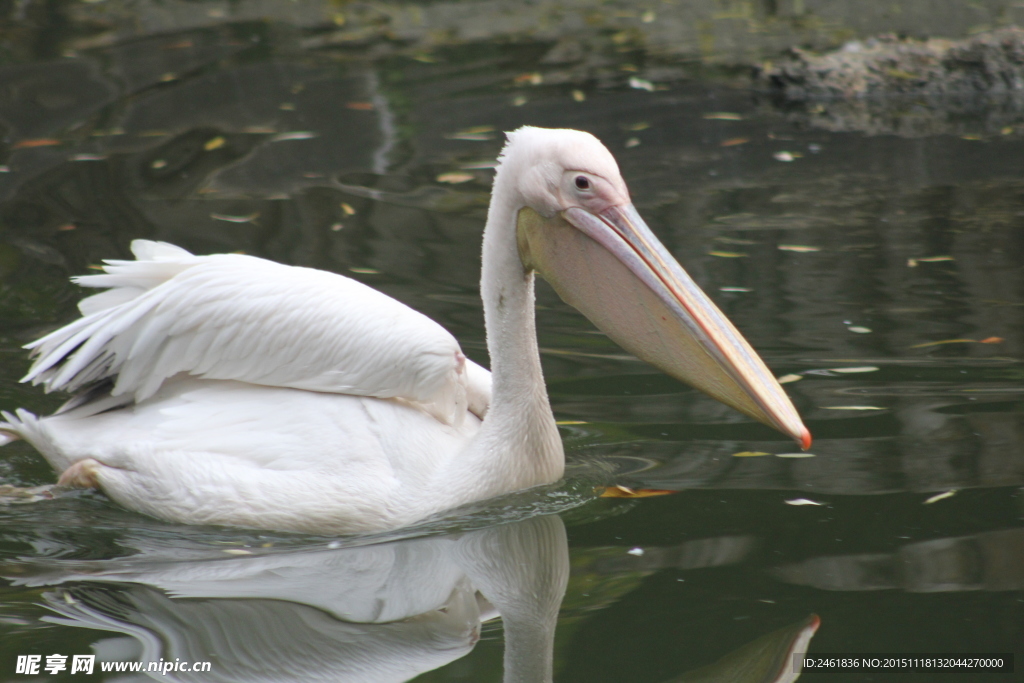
[0,127,809,533]
[9,516,819,683]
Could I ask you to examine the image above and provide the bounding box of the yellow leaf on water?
[599,486,675,498]
[556,420,588,425]
[733,451,771,457]
[822,405,884,410]
[210,212,259,223]
[514,72,543,85]
[777,374,803,384]
[12,138,61,149]
[776,452,817,458]
[829,366,879,373]
[910,339,977,349]
[436,172,475,184]
[703,112,743,121]
[203,136,226,151]
[924,490,956,504]
[778,244,821,253]
[446,126,495,141]
[349,267,379,274]
[709,251,748,258]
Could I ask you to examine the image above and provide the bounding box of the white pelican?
[0,127,810,534]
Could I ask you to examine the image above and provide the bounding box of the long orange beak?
[517,204,811,449]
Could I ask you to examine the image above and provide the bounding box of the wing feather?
[23,240,485,425]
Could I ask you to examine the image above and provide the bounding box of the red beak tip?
[799,428,813,451]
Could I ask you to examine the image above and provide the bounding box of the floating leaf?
[785,498,824,506]
[721,137,750,147]
[599,486,674,498]
[848,326,872,334]
[624,122,650,131]
[211,212,259,223]
[777,374,803,384]
[340,203,356,215]
[828,366,879,373]
[459,160,499,170]
[446,126,495,141]
[270,131,318,142]
[556,420,587,425]
[908,255,954,267]
[628,77,655,91]
[571,90,586,102]
[447,132,492,141]
[778,244,821,252]
[776,452,816,459]
[980,336,1004,344]
[703,112,743,121]
[822,405,884,410]
[436,172,475,184]
[349,267,379,274]
[720,286,752,293]
[514,72,543,85]
[910,338,977,348]
[924,490,956,504]
[733,451,771,457]
[709,251,748,258]
[203,136,226,151]
[12,138,60,149]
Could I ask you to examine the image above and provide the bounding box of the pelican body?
[0,127,809,534]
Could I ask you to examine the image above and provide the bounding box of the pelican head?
[499,127,811,448]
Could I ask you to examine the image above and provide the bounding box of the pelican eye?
[574,175,590,190]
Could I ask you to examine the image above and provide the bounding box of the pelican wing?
[23,240,487,425]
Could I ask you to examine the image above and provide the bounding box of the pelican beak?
[517,204,811,449]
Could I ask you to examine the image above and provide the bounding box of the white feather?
[24,242,472,425]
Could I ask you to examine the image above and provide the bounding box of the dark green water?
[0,4,1023,682]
